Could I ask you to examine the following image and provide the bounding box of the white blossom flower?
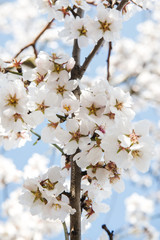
[74,140,103,168]
[93,8,122,42]
[35,51,54,74]
[0,79,28,114]
[41,114,60,143]
[61,97,80,115]
[36,0,56,20]
[130,139,154,173]
[54,0,70,20]
[109,87,135,120]
[28,87,59,125]
[64,16,94,48]
[42,194,76,221]
[56,118,90,154]
[79,90,107,122]
[47,71,78,101]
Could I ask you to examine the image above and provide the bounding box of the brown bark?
[69,8,84,240]
[70,157,81,240]
[117,0,129,11]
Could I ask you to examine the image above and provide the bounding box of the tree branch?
[71,8,84,97]
[130,0,143,9]
[71,8,84,80]
[79,1,129,79]
[80,37,104,79]
[117,0,129,11]
[71,39,81,80]
[107,41,112,81]
[69,9,83,240]
[14,18,54,59]
[102,224,114,240]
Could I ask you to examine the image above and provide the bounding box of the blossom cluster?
[0,0,155,235]
[20,166,75,222]
[0,46,153,224]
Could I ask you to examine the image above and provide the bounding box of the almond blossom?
[0,0,157,239]
[94,7,123,42]
[55,118,90,155]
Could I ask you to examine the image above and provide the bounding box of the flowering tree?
[0,0,159,239]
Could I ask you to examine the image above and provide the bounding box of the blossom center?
[58,7,70,17]
[70,130,81,143]
[78,25,87,36]
[129,130,141,144]
[40,179,58,190]
[54,63,63,73]
[56,85,66,96]
[105,111,115,119]
[6,93,19,107]
[105,161,120,184]
[13,113,24,122]
[12,58,22,70]
[86,103,100,116]
[31,187,48,204]
[52,203,61,210]
[36,100,49,114]
[99,20,111,33]
[63,104,71,112]
[16,131,25,139]
[117,140,130,153]
[132,150,142,158]
[34,73,45,86]
[115,99,123,110]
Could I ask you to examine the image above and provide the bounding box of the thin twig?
[130,0,143,9]
[62,221,69,240]
[107,41,112,81]
[14,18,54,59]
[102,224,114,240]
[80,37,104,79]
[62,191,71,198]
